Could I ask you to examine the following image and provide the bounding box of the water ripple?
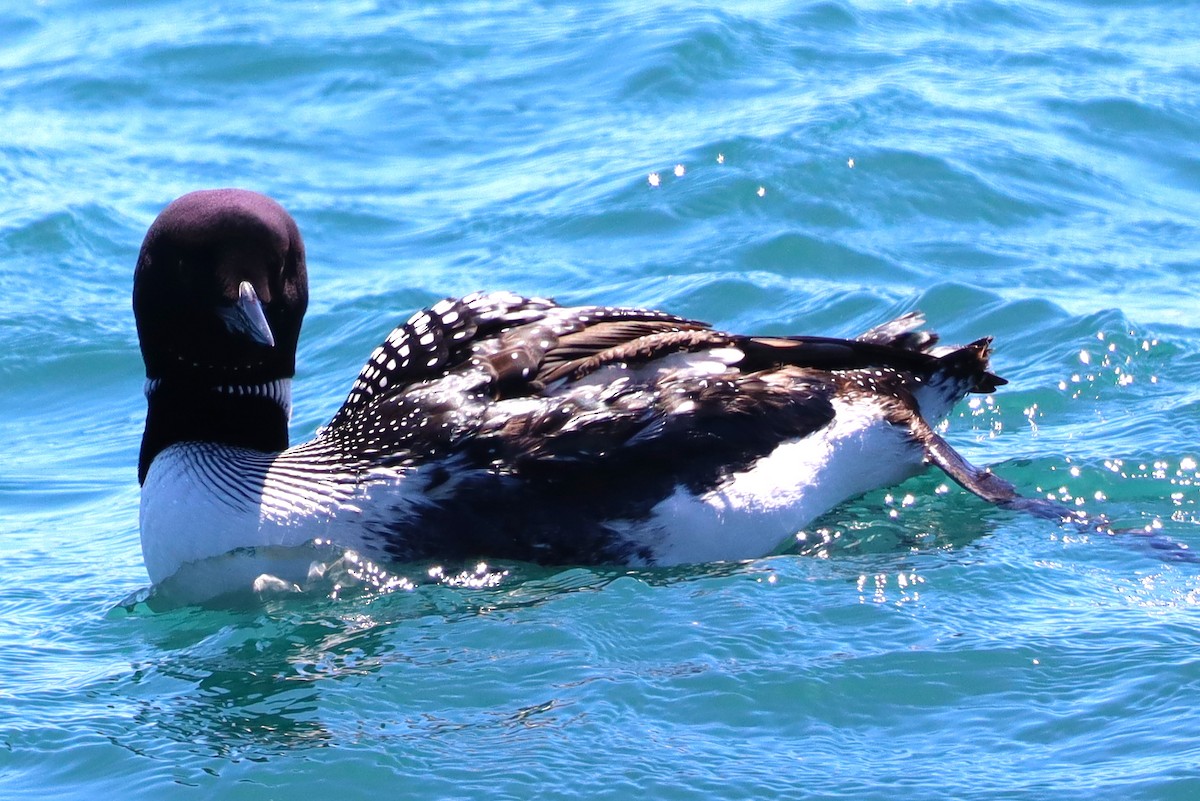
[4,0,1200,798]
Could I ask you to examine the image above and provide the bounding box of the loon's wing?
[319,292,717,445]
[325,291,555,429]
[319,293,1018,482]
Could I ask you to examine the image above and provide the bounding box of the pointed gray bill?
[217,280,276,347]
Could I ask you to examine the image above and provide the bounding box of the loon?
[134,188,1048,585]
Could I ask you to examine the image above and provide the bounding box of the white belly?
[630,398,926,565]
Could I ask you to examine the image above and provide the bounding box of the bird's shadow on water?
[103,546,756,763]
[100,471,1194,765]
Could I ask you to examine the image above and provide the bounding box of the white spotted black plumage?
[135,190,1020,585]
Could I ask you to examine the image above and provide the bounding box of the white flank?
[622,397,927,565]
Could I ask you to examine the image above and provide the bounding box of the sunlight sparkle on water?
[326,550,417,599]
[428,562,509,589]
[857,571,924,605]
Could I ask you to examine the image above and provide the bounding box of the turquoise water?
[4,0,1200,797]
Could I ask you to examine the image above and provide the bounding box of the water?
[3,0,1200,797]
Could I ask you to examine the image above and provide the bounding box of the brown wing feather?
[540,326,729,383]
[534,321,711,382]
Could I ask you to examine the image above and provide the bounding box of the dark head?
[134,188,307,382]
[134,189,309,483]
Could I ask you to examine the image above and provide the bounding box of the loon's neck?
[139,378,293,484]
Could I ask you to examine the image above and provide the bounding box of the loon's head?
[133,188,308,386]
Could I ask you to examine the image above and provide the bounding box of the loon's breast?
[139,440,443,584]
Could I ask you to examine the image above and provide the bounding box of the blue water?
[4,0,1200,797]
